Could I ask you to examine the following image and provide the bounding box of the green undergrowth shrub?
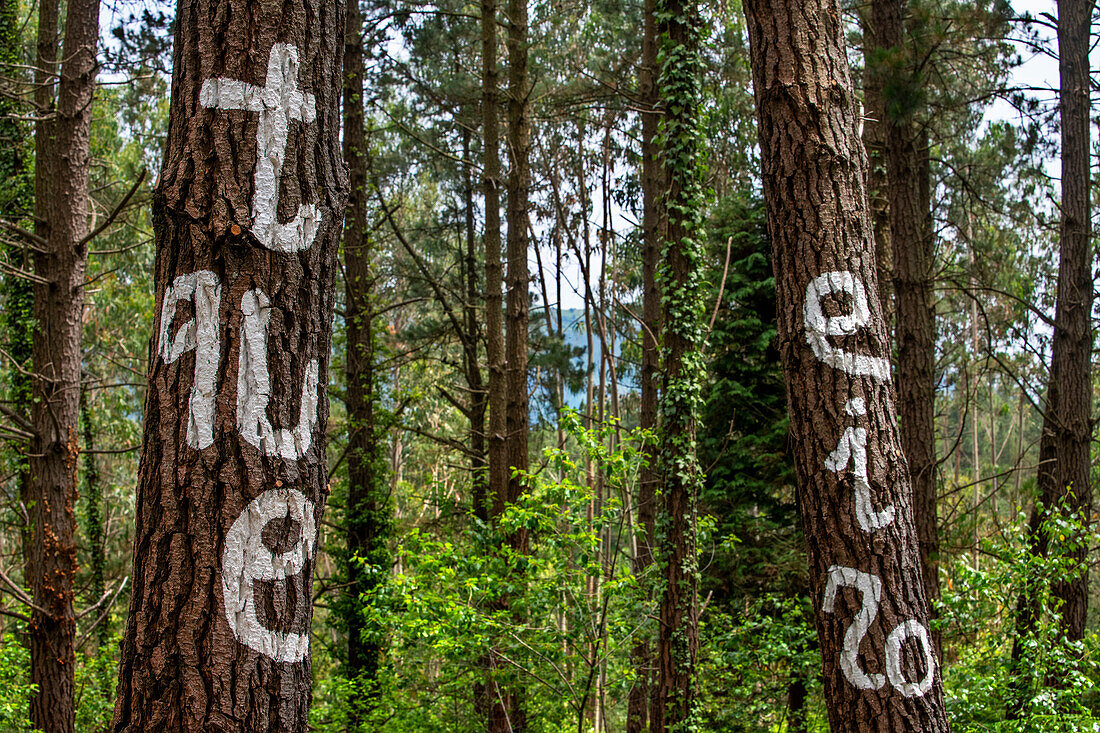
[942,506,1099,732]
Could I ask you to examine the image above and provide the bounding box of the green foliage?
[318,411,652,732]
[696,595,825,732]
[75,639,123,732]
[0,634,34,732]
[941,509,1100,731]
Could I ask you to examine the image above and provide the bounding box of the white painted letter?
[824,397,895,532]
[885,619,936,698]
[200,43,320,253]
[237,289,319,461]
[158,271,221,449]
[822,565,886,691]
[222,488,316,663]
[803,271,891,380]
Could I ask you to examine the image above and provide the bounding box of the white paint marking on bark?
[221,488,316,663]
[158,270,221,449]
[200,43,319,253]
[885,619,936,698]
[238,289,320,461]
[822,565,886,691]
[825,421,896,532]
[803,271,891,380]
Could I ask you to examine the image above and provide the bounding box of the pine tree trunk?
[463,126,489,522]
[27,0,99,724]
[626,0,661,729]
[859,9,892,328]
[1009,3,1093,706]
[478,0,512,725]
[1044,0,1092,645]
[342,0,389,722]
[742,0,951,729]
[496,0,531,726]
[504,0,530,530]
[111,0,348,727]
[872,0,940,640]
[652,0,705,729]
[482,0,506,543]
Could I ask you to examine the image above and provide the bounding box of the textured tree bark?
[111,0,348,727]
[491,0,532,727]
[743,0,951,730]
[482,0,506,539]
[463,125,489,522]
[1042,0,1092,645]
[342,0,389,723]
[1009,2,1093,702]
[81,387,108,651]
[872,0,939,637]
[27,0,99,724]
[626,0,661,729]
[477,0,512,726]
[504,0,530,531]
[652,0,705,729]
[859,9,892,329]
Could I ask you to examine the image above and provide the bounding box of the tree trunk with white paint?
[742,0,951,730]
[27,0,99,724]
[111,0,348,728]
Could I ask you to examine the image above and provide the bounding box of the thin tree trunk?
[111,0,348,727]
[652,0,705,728]
[80,387,108,651]
[743,0,951,729]
[969,250,980,573]
[464,126,489,520]
[28,0,99,722]
[503,2,532,717]
[627,1,661,726]
[343,1,389,723]
[859,8,892,329]
[482,0,506,545]
[504,0,530,531]
[872,0,939,642]
[1008,1,1093,713]
[1044,0,1093,645]
[479,0,511,725]
[786,673,808,733]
